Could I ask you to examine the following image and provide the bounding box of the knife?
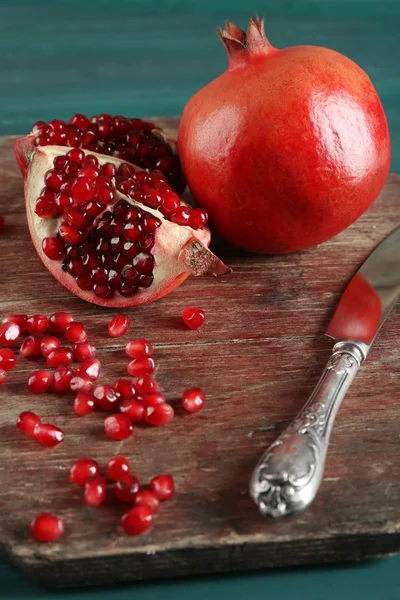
[250,225,400,518]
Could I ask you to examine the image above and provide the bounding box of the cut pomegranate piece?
[119,398,145,422]
[49,311,74,332]
[0,322,20,347]
[182,387,205,413]
[139,392,166,407]
[73,390,95,415]
[34,422,64,447]
[76,358,101,381]
[20,144,229,308]
[120,505,153,535]
[0,348,17,371]
[84,476,106,506]
[26,314,49,335]
[144,404,174,426]
[108,313,130,337]
[27,369,53,393]
[70,458,101,485]
[182,307,205,330]
[104,414,133,440]
[107,455,131,481]
[0,369,6,384]
[65,321,87,343]
[134,489,160,512]
[41,336,60,357]
[150,474,175,500]
[113,377,136,399]
[52,366,74,392]
[135,374,159,394]
[30,512,64,543]
[94,384,120,411]
[115,474,141,502]
[17,411,41,439]
[47,347,73,367]
[125,338,153,359]
[73,341,96,362]
[2,313,28,332]
[20,335,42,357]
[127,357,155,377]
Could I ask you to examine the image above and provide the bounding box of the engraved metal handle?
[250,341,368,518]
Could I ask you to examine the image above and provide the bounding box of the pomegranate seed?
[188,208,208,230]
[33,120,48,132]
[120,506,153,535]
[35,197,56,218]
[171,206,191,225]
[134,489,160,512]
[27,370,53,393]
[115,474,141,502]
[52,366,74,392]
[102,162,116,178]
[73,341,96,362]
[71,176,93,203]
[40,336,60,358]
[161,191,180,214]
[125,338,153,359]
[135,375,159,394]
[182,307,205,330]
[119,398,144,422]
[54,192,73,211]
[16,411,41,439]
[94,384,120,411]
[0,348,17,371]
[113,378,136,399]
[70,458,101,485]
[26,314,49,335]
[150,474,175,500]
[107,456,131,481]
[34,423,64,447]
[49,311,74,332]
[0,369,6,384]
[63,208,89,230]
[47,347,73,368]
[65,321,87,343]
[42,237,66,260]
[73,390,95,415]
[67,147,85,162]
[140,392,166,407]
[2,313,28,332]
[30,512,64,543]
[44,169,63,192]
[145,404,174,426]
[84,476,106,506]
[76,358,101,381]
[104,414,133,440]
[108,313,130,338]
[0,322,20,346]
[127,357,155,377]
[70,114,90,130]
[59,224,84,246]
[70,375,94,392]
[182,388,205,413]
[20,335,42,357]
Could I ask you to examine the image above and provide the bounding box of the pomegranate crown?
[217,16,275,66]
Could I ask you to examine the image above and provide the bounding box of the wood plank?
[0,123,399,587]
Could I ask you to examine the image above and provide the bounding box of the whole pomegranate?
[178,17,391,253]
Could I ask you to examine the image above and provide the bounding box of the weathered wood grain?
[0,122,399,588]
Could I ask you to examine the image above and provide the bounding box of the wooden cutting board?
[0,119,399,588]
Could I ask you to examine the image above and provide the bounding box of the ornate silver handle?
[250,341,368,518]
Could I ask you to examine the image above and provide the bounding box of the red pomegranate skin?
[178,18,391,254]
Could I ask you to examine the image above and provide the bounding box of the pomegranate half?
[178,17,391,253]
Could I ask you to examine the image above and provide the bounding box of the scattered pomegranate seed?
[125,338,153,358]
[49,311,74,332]
[107,456,131,481]
[30,512,64,543]
[26,314,49,335]
[144,404,174,426]
[94,384,120,411]
[0,368,6,384]
[40,336,60,358]
[76,358,101,381]
[182,388,205,413]
[104,414,133,440]
[27,369,53,393]
[113,378,136,399]
[84,476,106,506]
[47,347,74,367]
[150,474,175,500]
[34,422,64,447]
[182,307,205,330]
[120,505,153,535]
[140,392,166,407]
[135,374,159,394]
[20,335,42,357]
[108,313,130,337]
[0,348,17,371]
[70,458,101,485]
[52,366,74,392]
[73,390,95,416]
[134,489,160,512]
[65,321,87,343]
[119,398,145,422]
[70,375,94,392]
[73,341,96,362]
[0,321,20,347]
[115,474,141,502]
[16,411,41,439]
[2,314,28,332]
[127,357,155,377]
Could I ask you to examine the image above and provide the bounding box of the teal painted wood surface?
[1,1,400,598]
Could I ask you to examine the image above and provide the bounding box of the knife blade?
[250,225,400,518]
